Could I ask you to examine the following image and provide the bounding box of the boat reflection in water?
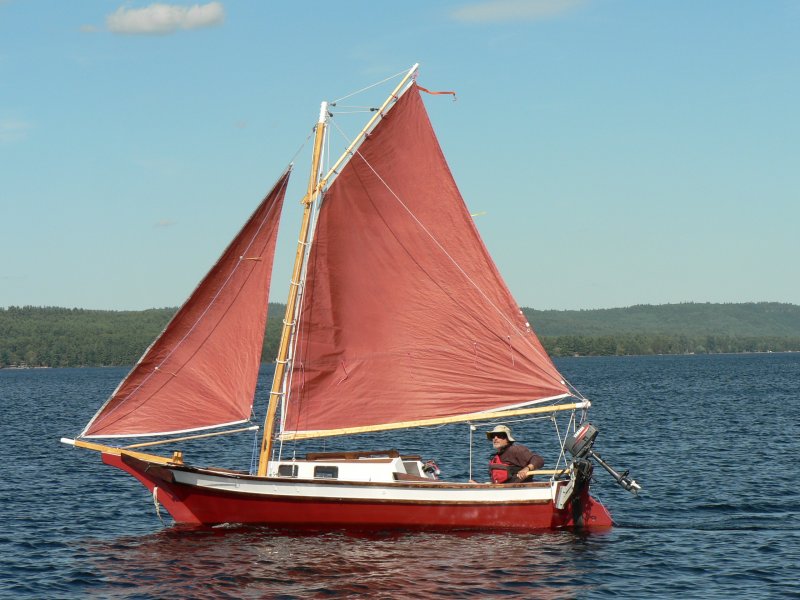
[86,526,603,598]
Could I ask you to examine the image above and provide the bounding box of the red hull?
[102,453,613,532]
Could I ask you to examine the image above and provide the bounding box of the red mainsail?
[82,171,290,438]
[282,86,569,437]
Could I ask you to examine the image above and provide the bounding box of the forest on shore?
[1,302,799,368]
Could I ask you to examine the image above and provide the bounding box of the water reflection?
[85,526,603,598]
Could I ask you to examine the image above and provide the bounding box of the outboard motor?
[565,423,641,494]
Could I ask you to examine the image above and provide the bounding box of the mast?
[257,64,420,475]
[257,101,328,476]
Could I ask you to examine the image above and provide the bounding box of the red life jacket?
[489,453,515,483]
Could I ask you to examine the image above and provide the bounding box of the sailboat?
[62,64,638,531]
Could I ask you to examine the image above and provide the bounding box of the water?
[2,354,799,598]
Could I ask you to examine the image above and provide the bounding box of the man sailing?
[487,425,544,483]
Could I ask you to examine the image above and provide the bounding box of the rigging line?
[331,68,409,105]
[249,427,260,475]
[551,413,565,474]
[278,208,315,444]
[329,110,378,115]
[332,105,381,110]
[486,414,552,424]
[565,379,587,401]
[328,117,567,390]
[552,411,577,474]
[84,174,291,431]
[121,425,259,449]
[288,129,315,167]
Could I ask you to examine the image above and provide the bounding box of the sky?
[1,0,798,311]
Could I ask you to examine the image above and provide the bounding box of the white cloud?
[106,2,225,35]
[0,119,31,144]
[451,0,587,23]
[154,219,177,228]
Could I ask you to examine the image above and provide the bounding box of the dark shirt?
[489,443,545,482]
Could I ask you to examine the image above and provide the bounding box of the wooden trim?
[281,400,588,441]
[64,438,176,465]
[305,449,400,461]
[394,472,436,482]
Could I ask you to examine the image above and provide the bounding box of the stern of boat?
[550,460,613,530]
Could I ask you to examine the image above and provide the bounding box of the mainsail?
[82,171,290,438]
[282,85,570,439]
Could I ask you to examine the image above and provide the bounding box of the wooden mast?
[257,101,328,476]
[257,64,420,476]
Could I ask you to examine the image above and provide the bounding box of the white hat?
[486,424,515,442]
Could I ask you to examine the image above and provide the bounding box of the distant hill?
[1,302,798,368]
[523,302,800,356]
[0,304,285,368]
[523,302,800,338]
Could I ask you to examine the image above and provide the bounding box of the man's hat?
[486,424,515,442]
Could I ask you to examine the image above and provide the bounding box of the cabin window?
[314,466,338,479]
[403,461,422,476]
[278,464,298,478]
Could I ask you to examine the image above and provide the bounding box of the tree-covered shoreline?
[0,304,282,369]
[2,302,799,368]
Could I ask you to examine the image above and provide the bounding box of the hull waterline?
[102,453,613,532]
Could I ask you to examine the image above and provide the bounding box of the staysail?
[81,171,290,438]
[281,85,569,439]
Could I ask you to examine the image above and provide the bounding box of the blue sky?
[1,0,798,311]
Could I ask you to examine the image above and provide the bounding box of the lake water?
[2,353,799,598]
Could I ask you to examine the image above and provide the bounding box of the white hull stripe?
[172,469,562,504]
